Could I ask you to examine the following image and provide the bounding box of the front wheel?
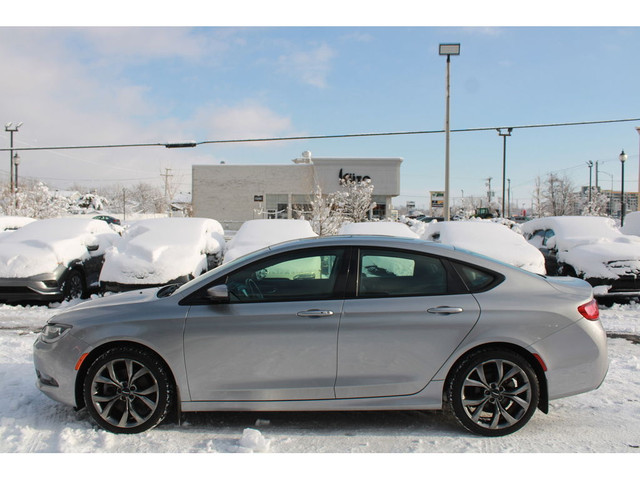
[62,270,85,300]
[447,349,539,436]
[83,347,174,434]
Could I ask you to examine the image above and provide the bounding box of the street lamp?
[4,122,22,193]
[620,150,628,226]
[439,43,460,221]
[497,128,512,217]
[13,153,20,191]
[587,161,593,204]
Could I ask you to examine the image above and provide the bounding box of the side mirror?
[206,284,230,303]
[87,244,99,252]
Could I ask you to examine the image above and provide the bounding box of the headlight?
[40,323,72,343]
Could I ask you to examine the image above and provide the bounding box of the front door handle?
[297,309,334,318]
[427,306,464,315]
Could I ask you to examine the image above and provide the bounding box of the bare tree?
[541,173,576,216]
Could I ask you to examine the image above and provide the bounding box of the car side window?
[224,248,344,303]
[451,262,498,292]
[543,229,556,246]
[358,249,447,297]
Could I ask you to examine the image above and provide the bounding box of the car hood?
[0,242,67,278]
[60,288,161,314]
[559,240,640,279]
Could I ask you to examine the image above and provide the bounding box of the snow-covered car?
[522,216,640,300]
[0,218,119,303]
[223,219,317,264]
[99,217,225,292]
[422,220,546,274]
[620,211,640,237]
[338,221,419,238]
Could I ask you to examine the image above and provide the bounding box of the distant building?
[192,156,402,231]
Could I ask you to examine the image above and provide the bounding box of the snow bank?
[339,221,419,238]
[99,218,225,285]
[0,218,118,278]
[223,219,317,264]
[423,220,546,274]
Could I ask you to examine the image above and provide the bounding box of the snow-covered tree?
[334,177,376,224]
[0,180,69,218]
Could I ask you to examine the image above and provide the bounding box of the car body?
[522,216,640,299]
[338,221,419,238]
[223,218,317,264]
[99,217,225,292]
[423,220,546,274]
[34,235,607,436]
[0,218,119,303]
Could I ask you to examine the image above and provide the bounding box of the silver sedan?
[33,236,608,436]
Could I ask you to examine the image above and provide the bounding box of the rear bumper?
[531,317,608,401]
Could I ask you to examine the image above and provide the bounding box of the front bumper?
[0,274,64,304]
[33,331,92,408]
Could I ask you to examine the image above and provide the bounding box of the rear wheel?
[83,347,174,434]
[447,349,539,436]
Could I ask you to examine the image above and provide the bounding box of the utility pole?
[161,168,173,216]
[486,177,492,206]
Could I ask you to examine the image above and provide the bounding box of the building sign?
[338,168,371,184]
[254,195,264,202]
[431,191,444,208]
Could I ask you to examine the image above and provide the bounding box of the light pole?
[13,153,20,191]
[497,128,512,217]
[4,122,22,193]
[439,43,460,221]
[620,150,628,226]
[587,161,593,204]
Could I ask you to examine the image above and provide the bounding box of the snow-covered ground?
[1,299,638,456]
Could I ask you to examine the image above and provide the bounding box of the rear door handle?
[427,306,464,315]
[297,309,334,317]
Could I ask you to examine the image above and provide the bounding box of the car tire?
[62,270,85,300]
[447,349,539,436]
[83,346,174,434]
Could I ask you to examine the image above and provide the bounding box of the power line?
[2,117,639,153]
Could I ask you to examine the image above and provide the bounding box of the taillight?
[578,299,599,320]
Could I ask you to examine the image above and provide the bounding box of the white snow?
[420,220,546,274]
[99,217,225,285]
[0,218,119,278]
[223,219,317,264]
[522,216,640,279]
[0,215,36,231]
[339,221,419,238]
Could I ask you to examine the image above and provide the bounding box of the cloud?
[193,102,294,140]
[278,43,335,88]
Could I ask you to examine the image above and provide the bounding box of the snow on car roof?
[338,221,419,238]
[521,216,620,239]
[0,217,119,278]
[223,219,317,264]
[423,220,546,274]
[99,217,225,285]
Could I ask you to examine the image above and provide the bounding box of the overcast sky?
[2,2,640,210]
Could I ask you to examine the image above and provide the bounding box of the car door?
[335,247,480,399]
[183,247,348,402]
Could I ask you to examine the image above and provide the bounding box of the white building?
[192,155,402,230]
